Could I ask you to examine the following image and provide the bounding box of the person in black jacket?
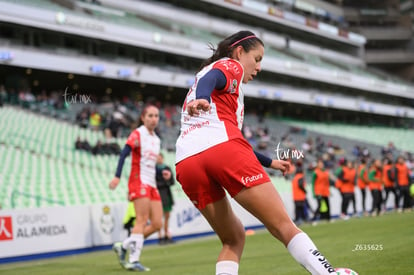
[156,153,175,244]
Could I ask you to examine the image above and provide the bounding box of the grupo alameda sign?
[13,213,67,239]
[0,206,92,258]
[0,214,65,241]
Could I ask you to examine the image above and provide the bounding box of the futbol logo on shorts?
[0,216,13,241]
[140,188,147,195]
[241,173,263,185]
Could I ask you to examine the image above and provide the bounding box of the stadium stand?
[1,101,412,210]
[0,105,128,208]
[284,120,414,153]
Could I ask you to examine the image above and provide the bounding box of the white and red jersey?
[176,58,245,163]
[126,125,160,188]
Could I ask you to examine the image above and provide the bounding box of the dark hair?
[199,30,264,70]
[138,104,158,127]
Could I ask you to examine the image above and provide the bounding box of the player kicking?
[175,31,336,274]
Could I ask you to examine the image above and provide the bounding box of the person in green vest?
[123,201,136,237]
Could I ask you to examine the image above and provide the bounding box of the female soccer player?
[175,30,336,275]
[109,105,162,271]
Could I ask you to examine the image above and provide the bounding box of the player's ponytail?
[198,30,264,71]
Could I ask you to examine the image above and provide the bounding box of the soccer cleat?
[112,242,127,266]
[124,261,150,272]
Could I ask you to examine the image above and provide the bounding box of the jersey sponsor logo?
[0,216,13,241]
[180,120,210,139]
[241,173,263,185]
[227,79,238,94]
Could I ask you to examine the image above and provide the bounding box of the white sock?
[287,232,335,274]
[216,260,239,275]
[123,233,144,263]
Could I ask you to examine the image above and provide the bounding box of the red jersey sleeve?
[126,130,140,149]
[212,59,243,95]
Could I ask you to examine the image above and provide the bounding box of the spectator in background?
[395,155,412,212]
[315,136,324,154]
[291,163,307,225]
[106,110,125,138]
[302,137,313,155]
[406,152,413,169]
[357,158,369,216]
[383,157,397,211]
[76,107,90,129]
[368,159,384,217]
[361,147,370,159]
[91,139,120,156]
[75,136,92,152]
[338,160,357,219]
[335,158,347,219]
[312,159,331,222]
[334,157,347,208]
[352,145,361,158]
[89,108,102,131]
[381,142,396,158]
[322,153,334,170]
[92,140,105,155]
[103,128,121,155]
[156,153,175,244]
[123,201,136,237]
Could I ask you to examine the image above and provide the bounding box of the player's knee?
[151,218,163,231]
[221,220,245,247]
[134,215,150,228]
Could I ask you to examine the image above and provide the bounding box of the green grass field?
[1,211,413,274]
